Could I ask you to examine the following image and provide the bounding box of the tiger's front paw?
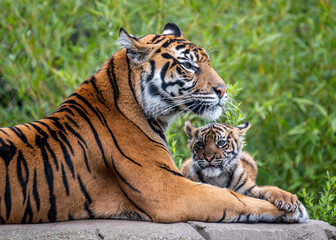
[281,203,309,223]
[264,188,300,212]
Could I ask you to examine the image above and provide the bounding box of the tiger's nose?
[214,86,227,99]
[204,155,215,162]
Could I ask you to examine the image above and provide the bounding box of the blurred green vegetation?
[0,0,335,224]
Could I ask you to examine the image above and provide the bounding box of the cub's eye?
[195,141,205,149]
[217,140,226,147]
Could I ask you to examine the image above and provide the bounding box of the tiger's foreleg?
[249,185,304,212]
[117,166,309,223]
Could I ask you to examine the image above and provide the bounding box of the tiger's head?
[185,121,251,177]
[118,23,227,126]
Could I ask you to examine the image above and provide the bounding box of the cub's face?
[185,121,251,177]
[118,23,227,123]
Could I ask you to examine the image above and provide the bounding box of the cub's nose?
[204,155,215,162]
[213,86,227,99]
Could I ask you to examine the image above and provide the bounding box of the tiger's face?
[185,121,251,177]
[118,23,227,124]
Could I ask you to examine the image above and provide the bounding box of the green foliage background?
[0,0,335,224]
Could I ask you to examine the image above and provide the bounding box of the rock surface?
[0,219,335,240]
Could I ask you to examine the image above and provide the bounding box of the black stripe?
[61,163,70,196]
[58,131,74,154]
[226,169,234,188]
[45,117,66,133]
[16,150,29,204]
[231,172,244,190]
[160,62,170,84]
[230,191,245,206]
[66,104,108,167]
[20,195,33,224]
[153,36,167,44]
[196,169,207,183]
[8,126,33,148]
[146,60,155,82]
[64,122,87,148]
[156,162,183,177]
[245,184,256,196]
[237,214,241,222]
[35,134,57,222]
[62,99,89,115]
[217,209,226,222]
[57,107,75,116]
[0,197,5,223]
[111,155,140,193]
[32,169,40,211]
[161,40,171,48]
[72,93,105,126]
[0,129,9,136]
[85,202,94,218]
[78,140,90,173]
[175,44,185,50]
[35,121,74,178]
[77,174,94,218]
[65,115,79,128]
[150,34,162,43]
[246,214,250,222]
[77,175,92,204]
[28,122,49,138]
[95,104,142,167]
[120,187,153,222]
[95,107,107,127]
[90,76,110,110]
[161,53,179,66]
[107,57,119,103]
[235,177,248,192]
[0,138,17,220]
[4,173,11,220]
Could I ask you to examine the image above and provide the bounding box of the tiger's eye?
[196,141,204,149]
[182,62,192,69]
[217,140,226,147]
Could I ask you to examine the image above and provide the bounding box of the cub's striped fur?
[0,23,307,224]
[181,121,308,214]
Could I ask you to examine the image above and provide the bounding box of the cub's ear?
[235,122,251,136]
[118,28,158,64]
[162,23,182,37]
[185,121,196,138]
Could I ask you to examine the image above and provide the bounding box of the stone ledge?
[0,219,335,240]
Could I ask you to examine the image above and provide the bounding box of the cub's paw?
[264,188,300,212]
[281,203,309,223]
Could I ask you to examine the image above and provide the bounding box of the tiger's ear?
[162,23,183,37]
[118,28,157,64]
[235,122,251,136]
[185,121,196,138]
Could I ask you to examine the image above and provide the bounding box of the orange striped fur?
[0,23,308,223]
[181,121,307,214]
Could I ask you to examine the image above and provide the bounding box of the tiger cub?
[181,121,301,212]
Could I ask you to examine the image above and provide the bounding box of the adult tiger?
[0,23,308,223]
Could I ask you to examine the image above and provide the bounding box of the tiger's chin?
[201,166,222,177]
[197,105,223,120]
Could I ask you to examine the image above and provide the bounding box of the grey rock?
[0,219,335,240]
[188,220,336,240]
[0,220,203,240]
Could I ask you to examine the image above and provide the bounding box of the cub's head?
[185,121,251,177]
[118,23,227,124]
